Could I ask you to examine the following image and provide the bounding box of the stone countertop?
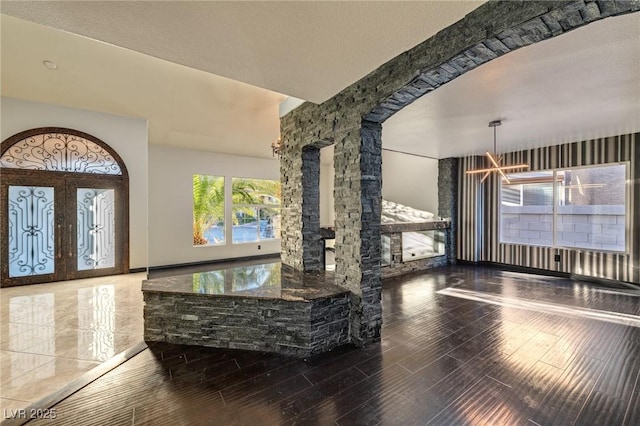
[380,219,450,233]
[320,220,451,240]
[142,262,349,302]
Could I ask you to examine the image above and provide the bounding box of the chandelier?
[271,137,282,158]
[465,120,528,184]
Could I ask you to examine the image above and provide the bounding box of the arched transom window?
[0,131,122,175]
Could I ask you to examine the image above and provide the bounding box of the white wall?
[320,146,335,227]
[318,148,440,226]
[382,150,439,215]
[148,145,280,267]
[1,97,149,269]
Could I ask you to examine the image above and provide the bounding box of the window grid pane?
[231,178,281,244]
[193,174,225,246]
[500,171,554,247]
[232,207,259,243]
[556,164,626,252]
[499,165,627,253]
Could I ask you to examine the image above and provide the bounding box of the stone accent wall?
[144,291,351,358]
[280,1,639,347]
[355,121,383,344]
[280,140,303,270]
[333,121,383,345]
[280,2,638,150]
[301,148,323,270]
[438,158,459,264]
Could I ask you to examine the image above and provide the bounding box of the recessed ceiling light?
[43,60,58,70]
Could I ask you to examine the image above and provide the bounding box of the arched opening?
[281,3,640,345]
[0,127,129,287]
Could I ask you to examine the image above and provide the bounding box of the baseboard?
[458,260,639,290]
[481,261,571,279]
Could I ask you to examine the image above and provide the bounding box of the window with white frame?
[231,178,281,244]
[499,164,627,252]
[500,171,554,247]
[193,174,225,246]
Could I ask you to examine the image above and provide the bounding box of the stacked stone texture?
[301,148,322,270]
[352,121,383,344]
[438,158,459,264]
[280,139,303,270]
[280,1,639,346]
[143,291,351,357]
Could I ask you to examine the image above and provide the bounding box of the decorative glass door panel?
[65,178,125,281]
[2,175,126,285]
[1,172,66,286]
[2,128,129,287]
[8,186,56,277]
[77,188,116,271]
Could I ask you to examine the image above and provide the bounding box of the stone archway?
[279,1,640,345]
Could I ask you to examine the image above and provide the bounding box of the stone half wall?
[143,290,351,358]
[280,1,640,346]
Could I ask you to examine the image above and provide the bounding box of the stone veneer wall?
[143,291,351,358]
[438,158,459,264]
[335,121,383,345]
[280,1,639,345]
[301,148,323,271]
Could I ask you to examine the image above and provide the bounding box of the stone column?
[334,120,383,346]
[280,140,303,270]
[438,158,458,264]
[301,147,323,270]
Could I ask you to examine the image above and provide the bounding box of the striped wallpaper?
[458,133,639,284]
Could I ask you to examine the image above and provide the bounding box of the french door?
[1,169,128,287]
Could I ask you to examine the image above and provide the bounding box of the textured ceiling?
[0,14,286,158]
[382,12,640,159]
[1,2,638,160]
[0,0,483,104]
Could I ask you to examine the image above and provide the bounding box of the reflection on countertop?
[142,262,349,301]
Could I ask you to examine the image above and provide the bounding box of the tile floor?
[0,273,145,412]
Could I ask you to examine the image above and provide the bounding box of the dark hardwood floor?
[27,265,640,425]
